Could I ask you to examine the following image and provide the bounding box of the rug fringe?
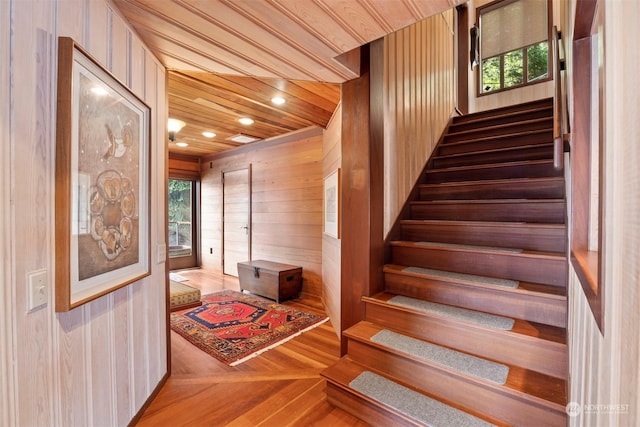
[229,317,330,366]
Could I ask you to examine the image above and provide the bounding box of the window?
[168,178,198,269]
[478,0,550,94]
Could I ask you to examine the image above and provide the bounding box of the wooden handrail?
[552,26,566,170]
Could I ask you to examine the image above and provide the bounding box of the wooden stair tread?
[345,321,567,407]
[383,264,567,329]
[411,198,565,204]
[384,264,566,298]
[433,142,554,161]
[366,292,567,345]
[437,130,554,157]
[424,159,562,182]
[390,240,566,257]
[400,218,565,230]
[399,219,567,253]
[446,117,552,135]
[438,127,553,148]
[389,242,567,287]
[443,121,553,145]
[322,357,510,427]
[410,199,565,207]
[420,176,564,188]
[363,293,568,378]
[450,105,552,127]
[427,158,556,173]
[409,199,566,224]
[451,98,553,124]
[440,128,552,146]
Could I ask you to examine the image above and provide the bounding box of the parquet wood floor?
[136,268,368,427]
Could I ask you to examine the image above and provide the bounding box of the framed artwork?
[323,169,340,239]
[55,37,151,312]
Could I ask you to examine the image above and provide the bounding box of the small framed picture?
[54,37,151,311]
[323,169,340,239]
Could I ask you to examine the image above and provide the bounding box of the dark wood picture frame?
[55,37,151,312]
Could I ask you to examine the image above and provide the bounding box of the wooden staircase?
[322,98,568,426]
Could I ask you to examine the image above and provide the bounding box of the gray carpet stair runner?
[388,295,515,330]
[371,329,509,385]
[349,371,496,427]
[402,266,519,289]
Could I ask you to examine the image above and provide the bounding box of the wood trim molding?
[456,4,469,114]
[0,0,15,422]
[168,154,200,179]
[127,371,170,427]
[339,43,387,354]
[570,0,604,334]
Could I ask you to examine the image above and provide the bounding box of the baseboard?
[127,371,169,427]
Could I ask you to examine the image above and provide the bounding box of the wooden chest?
[237,260,302,303]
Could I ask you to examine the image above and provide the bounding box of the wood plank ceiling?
[113,0,466,157]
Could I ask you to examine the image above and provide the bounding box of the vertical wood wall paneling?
[322,104,342,337]
[2,0,169,425]
[89,7,117,425]
[13,1,56,425]
[382,12,457,235]
[201,129,324,300]
[0,0,14,423]
[200,160,222,270]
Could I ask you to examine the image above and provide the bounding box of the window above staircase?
[477,0,552,95]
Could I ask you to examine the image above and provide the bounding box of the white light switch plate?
[27,269,48,311]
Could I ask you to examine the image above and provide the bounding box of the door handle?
[240,225,248,235]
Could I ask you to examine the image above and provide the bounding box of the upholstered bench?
[169,280,202,312]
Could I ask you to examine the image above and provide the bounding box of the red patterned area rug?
[170,290,329,366]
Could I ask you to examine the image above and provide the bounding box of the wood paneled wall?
[0,1,168,425]
[169,154,200,179]
[383,10,458,235]
[566,0,640,424]
[201,128,324,301]
[322,104,342,336]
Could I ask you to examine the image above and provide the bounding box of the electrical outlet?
[27,269,48,311]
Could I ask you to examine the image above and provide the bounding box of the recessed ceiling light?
[175,142,189,147]
[202,131,216,138]
[271,96,286,105]
[238,117,254,125]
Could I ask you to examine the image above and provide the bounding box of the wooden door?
[223,167,251,276]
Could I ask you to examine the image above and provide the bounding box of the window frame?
[167,173,200,271]
[476,0,553,96]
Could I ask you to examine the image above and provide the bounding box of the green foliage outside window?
[504,49,524,88]
[527,41,549,81]
[481,41,549,94]
[482,57,501,93]
[168,179,192,223]
[168,178,193,251]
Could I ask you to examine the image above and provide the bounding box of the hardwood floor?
[136,269,368,427]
